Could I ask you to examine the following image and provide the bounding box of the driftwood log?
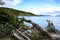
[12,29,30,40]
[25,20,60,40]
[11,19,60,40]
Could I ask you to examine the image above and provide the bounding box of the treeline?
[0,7,35,16]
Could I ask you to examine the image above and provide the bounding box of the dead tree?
[25,20,53,40]
[12,29,31,40]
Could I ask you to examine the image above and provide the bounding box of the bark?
[12,29,30,40]
[25,20,53,40]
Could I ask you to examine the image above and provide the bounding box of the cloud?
[22,7,60,15]
[0,0,60,16]
[18,0,60,15]
[1,0,23,7]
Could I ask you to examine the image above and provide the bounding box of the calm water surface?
[19,16,60,30]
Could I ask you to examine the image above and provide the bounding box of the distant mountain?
[36,15,51,16]
[0,7,35,16]
[52,11,60,16]
[54,11,60,16]
[56,15,60,16]
[54,11,60,13]
[39,11,60,16]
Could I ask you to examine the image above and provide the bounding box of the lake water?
[19,16,60,30]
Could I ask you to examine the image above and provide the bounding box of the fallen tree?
[11,17,60,40]
[12,29,31,40]
[24,20,54,40]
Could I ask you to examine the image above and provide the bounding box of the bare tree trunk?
[25,20,53,40]
[12,29,31,40]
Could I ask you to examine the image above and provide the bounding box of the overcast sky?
[0,0,60,15]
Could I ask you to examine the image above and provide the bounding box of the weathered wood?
[25,20,55,40]
[11,19,60,40]
[25,20,60,40]
[12,29,30,40]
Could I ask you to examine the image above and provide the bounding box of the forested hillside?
[0,7,35,16]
